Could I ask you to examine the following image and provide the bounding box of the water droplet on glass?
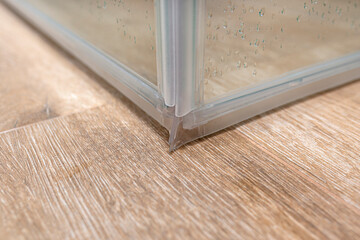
[259,8,265,17]
[223,22,228,29]
[236,61,241,69]
[212,69,217,77]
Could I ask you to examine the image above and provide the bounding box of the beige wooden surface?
[0,3,359,240]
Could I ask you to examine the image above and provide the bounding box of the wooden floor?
[1,3,359,240]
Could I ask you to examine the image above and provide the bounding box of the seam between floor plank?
[0,104,107,137]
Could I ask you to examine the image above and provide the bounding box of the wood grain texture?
[0,3,359,240]
[0,3,116,132]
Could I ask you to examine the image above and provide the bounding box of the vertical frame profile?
[157,0,205,117]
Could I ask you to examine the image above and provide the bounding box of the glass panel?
[203,0,360,101]
[24,0,157,85]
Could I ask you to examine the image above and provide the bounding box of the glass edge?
[184,52,360,129]
[167,65,360,150]
[4,0,172,130]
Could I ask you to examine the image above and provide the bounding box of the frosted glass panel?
[24,0,157,85]
[204,0,360,100]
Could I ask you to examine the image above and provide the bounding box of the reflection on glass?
[204,0,360,100]
[24,0,157,85]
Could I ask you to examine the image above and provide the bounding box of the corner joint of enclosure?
[156,0,206,118]
[156,0,206,150]
[168,114,206,152]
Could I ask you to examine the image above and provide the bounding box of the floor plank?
[237,81,360,211]
[0,3,116,132]
[0,103,359,240]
